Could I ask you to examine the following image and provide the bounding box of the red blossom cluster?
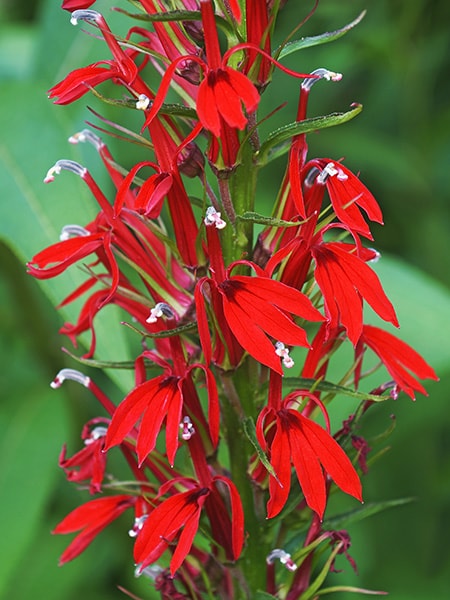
[29,1,437,597]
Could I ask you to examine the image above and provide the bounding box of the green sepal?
[237,211,306,228]
[88,86,197,118]
[243,417,278,480]
[276,11,366,60]
[282,377,390,402]
[258,105,363,165]
[121,320,198,339]
[314,585,387,596]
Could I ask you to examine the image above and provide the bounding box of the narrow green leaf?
[254,593,278,600]
[121,320,197,339]
[258,105,363,165]
[282,377,390,402]
[243,417,278,480]
[237,211,306,228]
[323,497,416,531]
[277,11,366,59]
[315,586,387,596]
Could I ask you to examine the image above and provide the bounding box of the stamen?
[128,515,148,538]
[316,161,348,185]
[59,224,90,241]
[134,564,164,580]
[204,206,226,229]
[180,416,195,440]
[266,548,297,571]
[146,302,175,324]
[302,68,343,92]
[68,129,103,151]
[84,426,108,445]
[304,166,320,187]
[275,342,294,369]
[136,94,151,111]
[70,9,101,26]
[44,159,86,183]
[367,248,381,263]
[50,368,90,389]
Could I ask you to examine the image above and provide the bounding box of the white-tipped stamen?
[70,9,101,26]
[204,206,226,229]
[266,549,297,571]
[146,302,175,324]
[367,248,381,263]
[44,159,87,183]
[68,129,103,151]
[316,161,348,185]
[84,426,108,445]
[128,515,148,538]
[136,94,151,110]
[275,342,295,369]
[134,564,164,580]
[59,224,90,241]
[50,368,90,389]
[180,416,195,441]
[302,68,343,92]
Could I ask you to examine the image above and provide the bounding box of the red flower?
[356,325,439,399]
[306,159,383,239]
[196,269,324,374]
[104,355,219,466]
[312,241,398,344]
[59,418,109,494]
[135,476,244,575]
[257,400,362,519]
[53,495,136,564]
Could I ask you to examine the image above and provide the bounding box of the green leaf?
[237,211,306,228]
[282,377,390,402]
[243,418,278,479]
[276,11,366,59]
[315,586,387,596]
[0,386,69,597]
[323,497,416,531]
[258,104,363,165]
[254,593,278,600]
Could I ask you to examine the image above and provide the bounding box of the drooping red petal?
[297,413,363,503]
[197,76,221,136]
[361,325,438,398]
[266,422,292,518]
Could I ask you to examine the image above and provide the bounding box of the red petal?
[267,423,291,518]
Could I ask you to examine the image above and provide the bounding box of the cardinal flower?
[104,351,219,466]
[356,324,439,399]
[134,476,244,575]
[59,418,109,494]
[53,495,136,564]
[256,374,362,519]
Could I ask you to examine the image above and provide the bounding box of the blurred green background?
[0,0,449,599]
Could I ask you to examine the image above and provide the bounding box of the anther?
[50,368,90,389]
[204,206,226,229]
[266,549,297,571]
[84,426,108,445]
[59,224,90,241]
[136,94,151,110]
[44,160,87,183]
[128,515,148,538]
[275,342,294,369]
[68,129,103,151]
[367,248,381,263]
[134,564,164,580]
[316,161,348,185]
[70,9,101,26]
[302,68,343,92]
[146,302,175,324]
[180,416,195,441]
